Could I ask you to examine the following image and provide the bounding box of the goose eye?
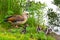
[26,13,28,15]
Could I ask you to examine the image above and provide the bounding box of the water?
[43,0,60,35]
[52,27,60,35]
[33,0,60,35]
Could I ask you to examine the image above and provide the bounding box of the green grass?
[0,0,56,40]
[0,25,55,40]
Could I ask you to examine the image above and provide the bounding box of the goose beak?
[23,11,29,18]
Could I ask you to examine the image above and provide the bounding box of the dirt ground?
[50,33,60,40]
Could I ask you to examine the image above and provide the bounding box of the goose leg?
[15,25,19,28]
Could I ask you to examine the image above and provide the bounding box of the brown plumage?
[4,11,29,28]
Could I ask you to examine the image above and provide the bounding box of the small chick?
[37,26,41,33]
[4,11,29,28]
[44,28,52,35]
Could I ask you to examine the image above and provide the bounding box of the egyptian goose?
[4,11,29,28]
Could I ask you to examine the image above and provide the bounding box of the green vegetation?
[0,0,55,40]
[0,26,55,40]
[54,0,60,6]
[47,9,60,27]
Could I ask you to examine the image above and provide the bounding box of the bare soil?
[50,33,60,40]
